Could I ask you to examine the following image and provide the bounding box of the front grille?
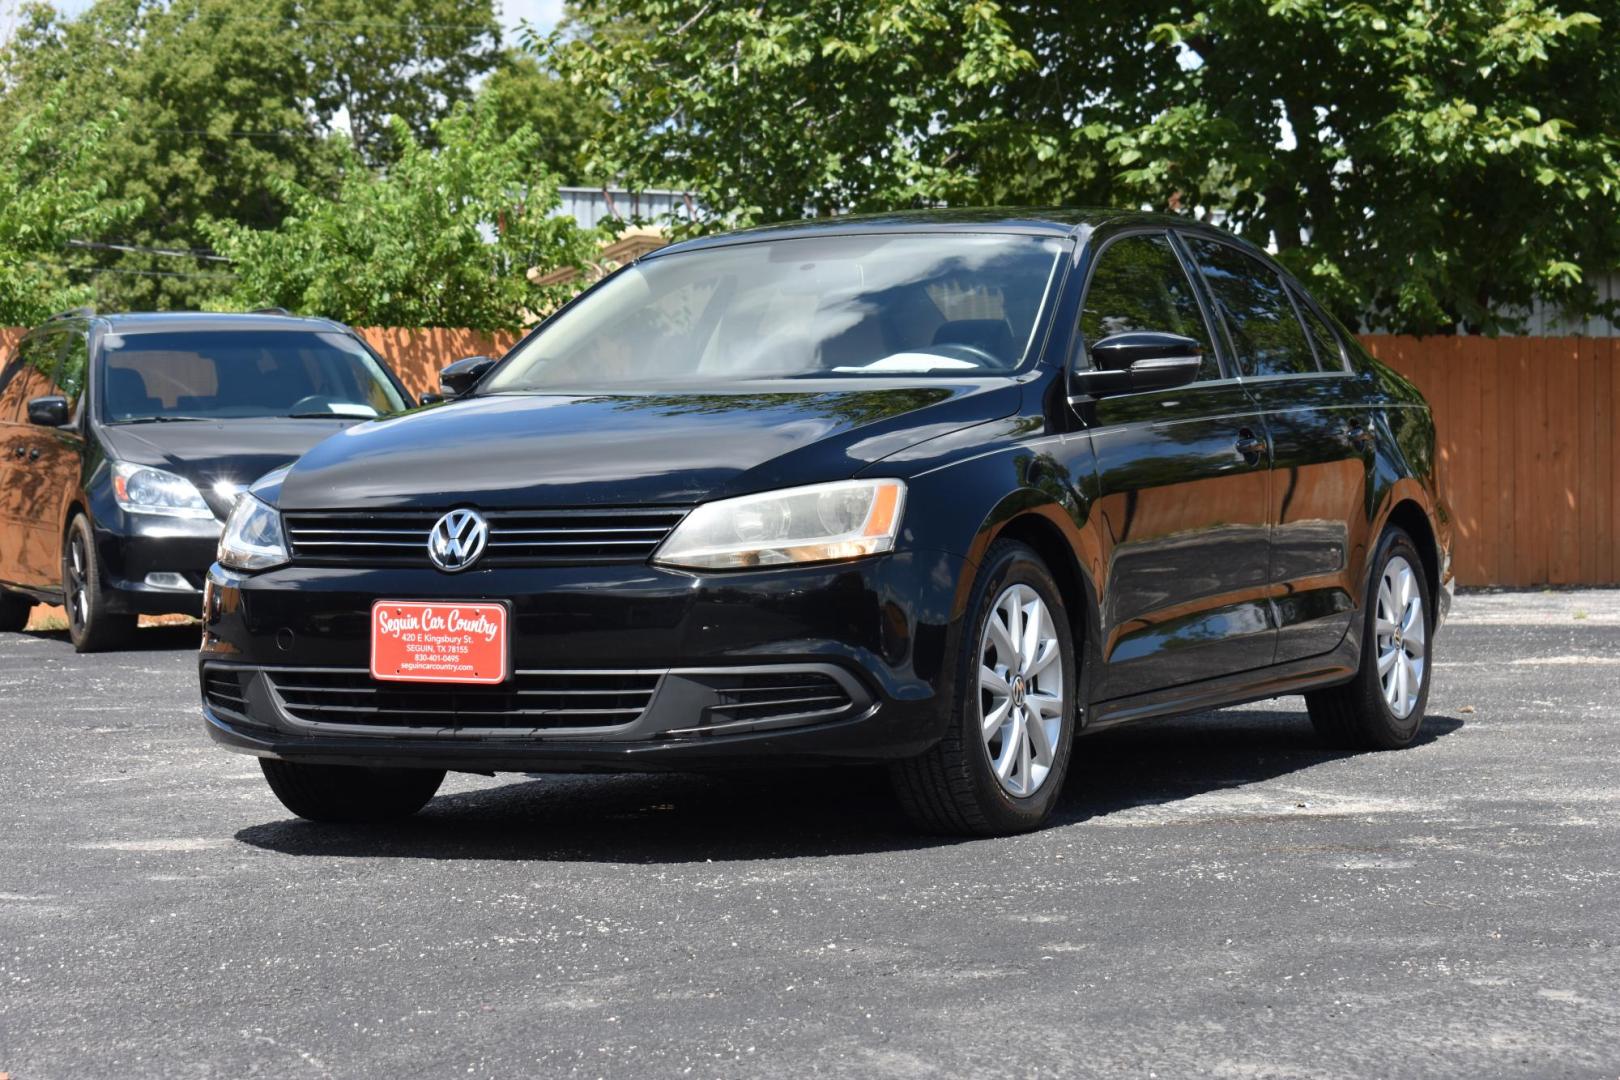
[699,671,854,728]
[282,507,688,568]
[266,669,661,731]
[202,668,249,716]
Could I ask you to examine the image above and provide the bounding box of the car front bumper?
[95,512,221,617]
[199,549,967,771]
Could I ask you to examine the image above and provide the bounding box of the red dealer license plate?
[370,601,509,685]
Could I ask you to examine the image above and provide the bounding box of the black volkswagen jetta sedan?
[0,310,410,651]
[201,210,1452,836]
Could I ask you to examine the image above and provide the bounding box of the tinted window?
[1081,233,1219,381]
[1289,284,1346,371]
[1187,239,1317,377]
[485,234,1067,390]
[1,332,65,421]
[100,330,406,422]
[58,330,89,418]
[0,356,22,423]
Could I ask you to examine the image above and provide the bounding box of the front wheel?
[260,760,446,823]
[890,540,1077,835]
[63,514,137,653]
[1306,527,1432,749]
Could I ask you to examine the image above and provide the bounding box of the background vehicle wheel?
[62,514,137,653]
[260,759,446,823]
[0,589,33,632]
[890,540,1076,836]
[1306,527,1432,750]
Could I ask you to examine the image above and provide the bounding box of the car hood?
[101,417,366,518]
[276,381,1020,510]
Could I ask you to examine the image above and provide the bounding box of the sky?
[36,0,563,41]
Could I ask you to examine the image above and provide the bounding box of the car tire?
[0,589,32,632]
[62,514,137,653]
[260,759,446,823]
[890,540,1077,836]
[1306,527,1432,750]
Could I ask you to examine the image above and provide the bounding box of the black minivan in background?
[0,310,411,651]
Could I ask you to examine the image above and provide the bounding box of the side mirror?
[438,355,496,398]
[27,395,70,427]
[1069,332,1204,399]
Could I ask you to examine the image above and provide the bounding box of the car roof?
[652,207,1225,259]
[82,311,351,336]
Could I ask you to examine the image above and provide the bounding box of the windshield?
[100,330,406,423]
[484,233,1067,392]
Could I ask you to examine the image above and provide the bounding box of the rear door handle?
[11,445,24,458]
[1234,430,1267,458]
[28,447,41,461]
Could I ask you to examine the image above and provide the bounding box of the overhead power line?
[67,239,234,263]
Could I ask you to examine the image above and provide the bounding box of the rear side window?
[1289,284,1347,371]
[1080,233,1220,381]
[1186,239,1318,377]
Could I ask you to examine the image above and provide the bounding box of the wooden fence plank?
[1547,338,1581,583]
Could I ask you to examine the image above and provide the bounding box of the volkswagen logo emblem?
[427,508,489,572]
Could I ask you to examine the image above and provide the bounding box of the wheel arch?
[1381,497,1440,606]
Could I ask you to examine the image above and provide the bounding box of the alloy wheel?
[1375,554,1426,719]
[978,583,1064,798]
[66,532,89,633]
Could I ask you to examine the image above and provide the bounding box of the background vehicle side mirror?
[27,395,69,427]
[1069,332,1204,399]
[438,355,496,398]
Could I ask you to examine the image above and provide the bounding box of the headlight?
[653,478,905,570]
[217,494,289,571]
[112,461,213,519]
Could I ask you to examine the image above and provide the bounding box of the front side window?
[99,330,406,423]
[484,233,1068,392]
[1080,233,1219,381]
[2,331,65,420]
[1186,238,1318,378]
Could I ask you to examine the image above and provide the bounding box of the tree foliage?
[555,0,1620,334]
[0,97,139,324]
[0,0,501,313]
[486,50,613,186]
[202,99,604,331]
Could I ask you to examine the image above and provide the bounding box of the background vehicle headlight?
[112,461,213,519]
[653,479,905,570]
[217,494,289,571]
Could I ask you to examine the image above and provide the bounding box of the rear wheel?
[890,540,1076,835]
[260,759,446,823]
[1306,527,1431,749]
[0,589,32,632]
[62,515,137,653]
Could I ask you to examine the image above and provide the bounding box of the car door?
[0,340,34,588]
[1179,237,1373,664]
[1073,230,1275,700]
[2,330,71,589]
[18,325,91,589]
[9,327,86,590]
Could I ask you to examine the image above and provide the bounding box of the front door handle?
[11,444,25,458]
[1342,422,1376,450]
[1234,430,1267,459]
[28,447,41,461]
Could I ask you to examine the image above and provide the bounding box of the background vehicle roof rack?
[250,306,294,315]
[47,306,95,321]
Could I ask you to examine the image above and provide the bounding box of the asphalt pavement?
[1,590,1616,1079]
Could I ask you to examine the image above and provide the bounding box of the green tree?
[554,0,1620,334]
[202,99,604,330]
[0,0,501,312]
[486,50,612,185]
[0,97,139,324]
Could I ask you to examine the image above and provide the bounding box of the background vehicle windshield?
[485,233,1067,391]
[100,330,406,422]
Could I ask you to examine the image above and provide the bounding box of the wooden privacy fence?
[1361,336,1617,588]
[3,326,1616,586]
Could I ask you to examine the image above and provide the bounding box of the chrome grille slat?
[283,506,687,568]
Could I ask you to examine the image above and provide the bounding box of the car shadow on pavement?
[25,624,201,651]
[233,708,1463,864]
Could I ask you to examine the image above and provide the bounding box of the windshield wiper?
[283,412,377,419]
[113,416,212,424]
